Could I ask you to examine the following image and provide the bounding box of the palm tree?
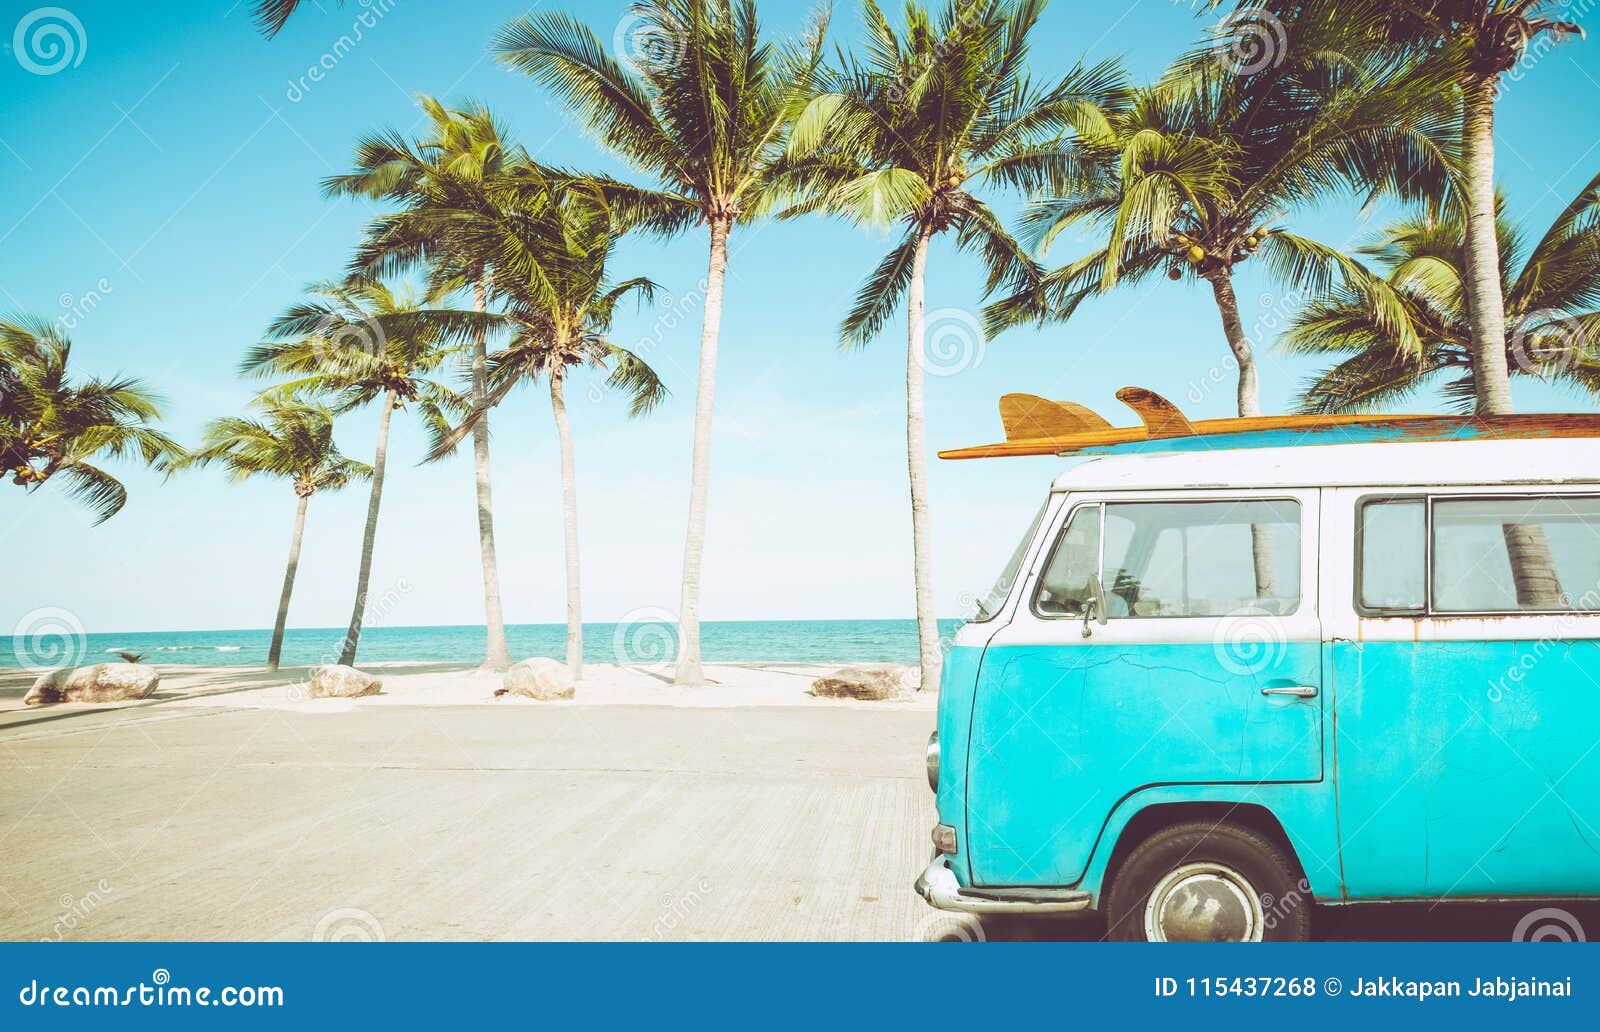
[1285,173,1600,411]
[493,0,828,688]
[328,97,519,672]
[242,281,467,666]
[781,0,1125,692]
[989,11,1457,419]
[175,401,370,671]
[427,173,668,681]
[250,0,334,38]
[1230,1,1584,416]
[1,317,180,523]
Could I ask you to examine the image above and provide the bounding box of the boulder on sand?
[809,664,917,701]
[499,657,575,701]
[24,664,161,706]
[307,664,382,699]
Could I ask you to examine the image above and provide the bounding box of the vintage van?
[917,390,1600,941]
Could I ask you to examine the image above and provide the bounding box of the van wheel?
[1104,820,1309,942]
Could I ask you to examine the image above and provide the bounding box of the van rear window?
[1357,495,1600,615]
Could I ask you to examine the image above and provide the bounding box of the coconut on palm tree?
[328,96,521,672]
[241,280,468,666]
[174,401,370,671]
[493,0,828,687]
[1230,0,1584,417]
[426,172,668,681]
[1285,172,1600,413]
[1,317,181,523]
[781,0,1125,692]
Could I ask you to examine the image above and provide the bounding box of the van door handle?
[1261,685,1318,698]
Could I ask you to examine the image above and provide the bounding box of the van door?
[966,490,1324,887]
[1327,487,1600,898]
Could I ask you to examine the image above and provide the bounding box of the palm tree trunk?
[470,273,511,672]
[338,388,395,667]
[906,223,942,693]
[674,215,732,688]
[1461,73,1515,417]
[549,368,583,682]
[1207,268,1275,598]
[267,492,310,673]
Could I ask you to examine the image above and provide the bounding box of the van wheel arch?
[1101,801,1311,903]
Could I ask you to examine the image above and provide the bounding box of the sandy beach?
[0,661,938,717]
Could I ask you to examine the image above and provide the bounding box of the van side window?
[1358,499,1426,613]
[1102,500,1301,617]
[1433,498,1600,613]
[1035,504,1102,617]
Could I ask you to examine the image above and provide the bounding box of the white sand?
[1,661,936,714]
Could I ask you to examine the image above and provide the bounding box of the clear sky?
[3,0,1599,635]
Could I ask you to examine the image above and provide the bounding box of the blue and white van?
[918,433,1600,941]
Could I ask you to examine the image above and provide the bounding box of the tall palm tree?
[242,281,467,666]
[329,97,519,672]
[782,0,1125,692]
[175,401,370,672]
[1232,1,1584,416]
[1285,172,1600,412]
[493,0,828,688]
[1,317,180,523]
[989,11,1458,418]
[427,173,668,681]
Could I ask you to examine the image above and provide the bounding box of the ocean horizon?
[3,618,967,670]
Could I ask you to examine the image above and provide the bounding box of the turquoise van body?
[917,438,1600,939]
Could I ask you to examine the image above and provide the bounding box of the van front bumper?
[915,855,1093,915]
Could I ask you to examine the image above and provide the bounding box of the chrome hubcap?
[1143,862,1264,942]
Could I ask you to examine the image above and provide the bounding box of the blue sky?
[3,0,1599,635]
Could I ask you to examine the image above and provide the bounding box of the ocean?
[2,619,967,669]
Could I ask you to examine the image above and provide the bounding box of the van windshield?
[973,497,1049,622]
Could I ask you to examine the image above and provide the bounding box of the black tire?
[1104,820,1310,942]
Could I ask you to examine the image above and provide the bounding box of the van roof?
[1050,437,1600,493]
